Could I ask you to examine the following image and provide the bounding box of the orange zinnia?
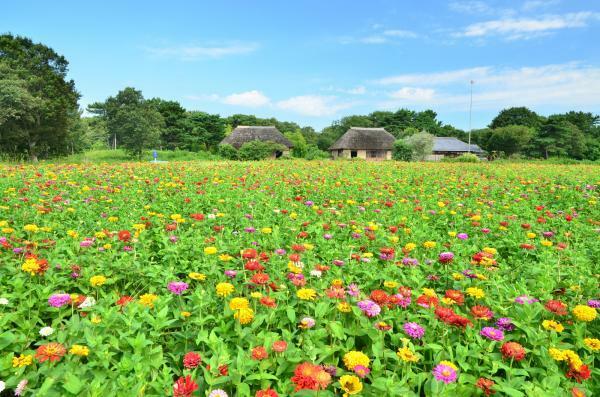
[35,342,66,363]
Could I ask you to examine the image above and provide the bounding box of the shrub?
[404,132,434,161]
[237,141,287,161]
[442,153,480,163]
[393,140,412,161]
[218,144,239,160]
[305,145,330,160]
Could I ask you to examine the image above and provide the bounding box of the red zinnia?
[566,365,591,383]
[251,272,270,285]
[256,389,279,397]
[370,290,389,305]
[183,352,201,369]
[260,296,277,308]
[251,346,268,360]
[116,296,134,307]
[471,305,494,320]
[242,249,257,259]
[245,261,265,272]
[272,340,288,353]
[118,230,131,242]
[172,375,198,397]
[35,342,66,363]
[501,342,526,361]
[544,300,568,316]
[476,377,496,396]
[445,289,464,305]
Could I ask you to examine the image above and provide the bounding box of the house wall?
[331,149,392,160]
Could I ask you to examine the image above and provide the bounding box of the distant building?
[329,127,395,160]
[426,137,485,161]
[219,126,293,158]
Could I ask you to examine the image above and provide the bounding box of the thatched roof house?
[329,127,395,160]
[426,137,485,161]
[219,126,293,157]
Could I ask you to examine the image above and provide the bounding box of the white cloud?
[375,67,490,86]
[522,0,560,12]
[346,86,367,95]
[457,12,600,39]
[383,29,418,38]
[146,42,258,60]
[360,36,388,44]
[222,90,270,107]
[276,95,355,117]
[449,1,495,15]
[377,63,600,111]
[389,87,435,101]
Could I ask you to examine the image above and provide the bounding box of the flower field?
[0,160,598,396]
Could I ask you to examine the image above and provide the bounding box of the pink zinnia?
[353,365,370,378]
[480,327,504,341]
[432,364,457,384]
[48,294,71,308]
[403,322,425,339]
[438,252,454,264]
[167,281,189,295]
[357,299,381,317]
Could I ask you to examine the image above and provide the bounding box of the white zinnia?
[79,297,96,308]
[0,298,8,305]
[39,326,54,337]
[0,380,5,393]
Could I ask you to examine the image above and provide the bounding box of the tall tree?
[0,34,80,160]
[489,107,543,130]
[485,125,534,157]
[146,98,187,150]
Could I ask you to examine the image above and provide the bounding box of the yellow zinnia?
[216,282,234,297]
[584,337,600,351]
[139,293,158,308]
[234,307,254,324]
[229,297,249,310]
[340,375,363,396]
[397,346,419,362]
[343,351,370,370]
[572,305,597,322]
[296,288,317,301]
[69,345,89,356]
[542,320,564,332]
[90,275,107,287]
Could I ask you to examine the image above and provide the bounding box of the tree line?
[1,33,598,161]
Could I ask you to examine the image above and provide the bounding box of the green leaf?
[63,373,84,395]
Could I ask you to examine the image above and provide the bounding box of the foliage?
[218,144,239,160]
[237,141,287,160]
[489,107,543,130]
[441,153,480,163]
[304,145,330,160]
[482,125,535,157]
[0,161,598,396]
[0,34,80,161]
[392,140,412,161]
[404,132,434,161]
[284,130,308,158]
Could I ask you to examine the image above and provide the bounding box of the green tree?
[185,111,226,151]
[0,34,80,160]
[490,107,543,130]
[112,105,164,158]
[533,117,585,159]
[485,125,534,156]
[237,141,287,160]
[285,130,307,157]
[405,132,434,161]
[147,98,187,150]
[393,139,412,161]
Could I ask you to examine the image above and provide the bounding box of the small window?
[338,149,343,156]
[351,150,357,158]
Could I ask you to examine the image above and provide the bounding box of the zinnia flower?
[432,363,457,384]
[572,305,597,322]
[48,293,71,308]
[501,342,526,361]
[340,375,363,396]
[173,375,198,397]
[90,275,107,287]
[183,352,201,369]
[216,282,234,297]
[403,322,425,339]
[69,345,89,356]
[357,300,381,317]
[35,342,66,363]
[480,327,505,341]
[296,288,317,300]
[343,351,370,370]
[167,281,189,295]
[208,389,228,397]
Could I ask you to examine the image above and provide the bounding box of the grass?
[52,149,221,163]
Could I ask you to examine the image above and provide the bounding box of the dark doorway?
[351,150,357,158]
[275,151,283,158]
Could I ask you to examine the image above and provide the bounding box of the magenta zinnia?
[432,364,457,384]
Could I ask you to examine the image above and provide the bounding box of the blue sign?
[152,150,158,159]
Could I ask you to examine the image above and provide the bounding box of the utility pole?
[468,80,474,152]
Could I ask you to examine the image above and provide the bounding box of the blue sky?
[3,0,600,130]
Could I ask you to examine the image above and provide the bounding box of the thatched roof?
[220,126,293,149]
[433,137,484,153]
[329,127,395,150]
